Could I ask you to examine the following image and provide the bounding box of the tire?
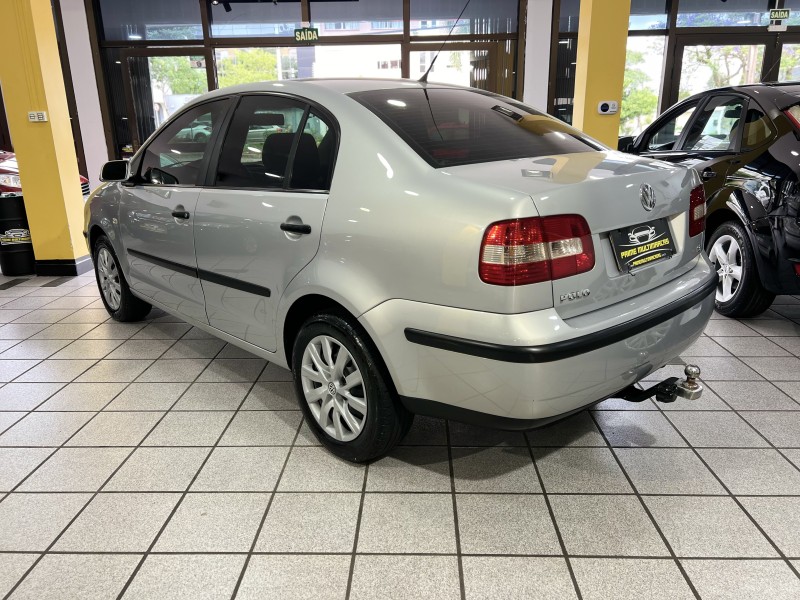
[93,235,152,322]
[292,313,413,462]
[706,220,775,318]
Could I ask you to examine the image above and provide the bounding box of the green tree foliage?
[148,56,206,95]
[217,48,279,88]
[679,45,763,100]
[621,50,658,136]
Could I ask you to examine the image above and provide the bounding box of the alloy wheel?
[300,334,367,442]
[97,247,122,310]
[709,234,742,303]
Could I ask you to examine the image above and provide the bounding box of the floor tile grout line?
[700,379,800,478]
[343,458,369,600]
[525,433,584,600]
[229,414,303,600]
[444,421,468,600]
[115,349,267,600]
[8,490,800,497]
[653,398,800,583]
[587,410,702,600]
[0,331,186,600]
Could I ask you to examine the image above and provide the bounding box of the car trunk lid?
[445,151,704,319]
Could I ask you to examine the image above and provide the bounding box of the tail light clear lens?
[784,107,800,130]
[479,215,594,286]
[689,184,706,238]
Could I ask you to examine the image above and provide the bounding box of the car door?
[194,94,337,352]
[119,98,232,323]
[635,94,747,196]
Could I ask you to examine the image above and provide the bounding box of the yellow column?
[0,0,89,274]
[572,0,632,147]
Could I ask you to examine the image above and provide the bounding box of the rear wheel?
[292,313,412,462]
[706,221,774,317]
[93,236,151,322]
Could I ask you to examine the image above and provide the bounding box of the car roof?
[200,78,465,100]
[685,81,800,107]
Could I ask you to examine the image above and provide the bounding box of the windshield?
[349,88,602,168]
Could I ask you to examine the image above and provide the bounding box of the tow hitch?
[617,364,702,404]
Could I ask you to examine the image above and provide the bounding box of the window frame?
[636,96,704,154]
[204,92,341,194]
[740,97,777,152]
[133,96,236,188]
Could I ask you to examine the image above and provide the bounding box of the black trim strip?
[405,273,718,364]
[399,395,605,431]
[127,249,271,297]
[127,248,197,278]
[198,268,271,297]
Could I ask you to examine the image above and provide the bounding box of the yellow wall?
[572,0,632,147]
[0,0,87,262]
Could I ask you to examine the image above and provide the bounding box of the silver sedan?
[85,79,716,461]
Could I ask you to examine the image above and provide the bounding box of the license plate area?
[609,218,676,273]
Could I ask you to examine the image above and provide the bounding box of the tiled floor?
[1,274,800,599]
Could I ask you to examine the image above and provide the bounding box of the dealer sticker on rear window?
[609,218,675,273]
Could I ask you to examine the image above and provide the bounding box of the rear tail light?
[784,107,800,130]
[689,184,706,238]
[794,263,800,277]
[479,215,594,286]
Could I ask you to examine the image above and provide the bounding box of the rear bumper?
[358,256,716,423]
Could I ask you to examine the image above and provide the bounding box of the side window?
[216,95,306,189]
[139,101,228,186]
[646,103,698,151]
[681,96,745,152]
[292,110,337,190]
[741,103,773,151]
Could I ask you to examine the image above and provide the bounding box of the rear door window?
[680,96,746,152]
[350,88,601,168]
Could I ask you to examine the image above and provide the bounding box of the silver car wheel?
[97,247,122,311]
[300,334,367,442]
[709,234,742,303]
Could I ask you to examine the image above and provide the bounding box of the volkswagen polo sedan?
[85,79,716,461]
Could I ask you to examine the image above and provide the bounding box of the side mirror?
[617,136,635,153]
[100,160,130,182]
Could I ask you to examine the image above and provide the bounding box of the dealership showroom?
[6,0,800,598]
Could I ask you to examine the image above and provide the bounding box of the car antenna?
[419,0,473,84]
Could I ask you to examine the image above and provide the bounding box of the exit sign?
[294,27,319,42]
[770,8,791,20]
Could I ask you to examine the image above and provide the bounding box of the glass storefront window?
[629,0,667,30]
[559,0,580,33]
[782,0,800,25]
[779,44,800,81]
[678,44,765,99]
[677,0,772,28]
[621,36,666,135]
[312,45,402,78]
[209,1,301,37]
[309,0,403,35]
[410,47,491,88]
[98,0,202,41]
[553,37,578,124]
[215,48,298,86]
[410,0,518,36]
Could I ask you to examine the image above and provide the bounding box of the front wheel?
[292,313,412,462]
[93,236,152,322]
[706,221,774,318]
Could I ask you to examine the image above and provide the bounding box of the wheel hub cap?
[96,247,122,311]
[300,335,367,443]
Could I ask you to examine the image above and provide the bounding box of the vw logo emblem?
[328,382,337,396]
[640,183,656,211]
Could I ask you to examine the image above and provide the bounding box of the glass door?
[667,35,771,107]
[122,49,214,151]
[409,43,497,91]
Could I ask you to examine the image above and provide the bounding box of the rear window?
[349,88,601,167]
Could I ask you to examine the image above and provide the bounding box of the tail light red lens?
[479,215,594,286]
[689,184,706,238]
[784,107,800,130]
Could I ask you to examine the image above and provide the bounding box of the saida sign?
[294,27,320,42]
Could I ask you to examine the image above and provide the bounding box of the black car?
[620,83,800,317]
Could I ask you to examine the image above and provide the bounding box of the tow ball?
[617,364,703,404]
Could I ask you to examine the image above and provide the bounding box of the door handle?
[701,168,716,181]
[172,210,190,219]
[280,222,312,235]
